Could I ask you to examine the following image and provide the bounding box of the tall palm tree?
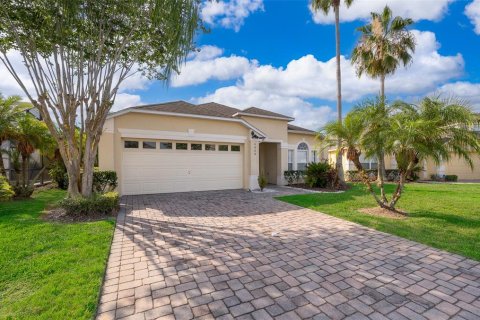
[351,6,415,183]
[311,0,354,184]
[351,5,415,101]
[0,94,28,177]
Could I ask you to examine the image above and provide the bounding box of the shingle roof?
[127,101,294,120]
[288,124,316,133]
[239,107,293,120]
[132,101,243,119]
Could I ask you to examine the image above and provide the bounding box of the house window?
[311,150,318,163]
[191,143,202,150]
[142,141,156,149]
[176,143,188,150]
[231,145,240,152]
[219,145,228,151]
[297,142,308,171]
[288,150,294,170]
[160,142,172,150]
[124,141,139,149]
[205,144,216,151]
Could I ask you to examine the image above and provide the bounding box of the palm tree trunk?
[377,74,387,189]
[21,154,27,187]
[351,155,388,209]
[0,139,6,178]
[334,4,345,185]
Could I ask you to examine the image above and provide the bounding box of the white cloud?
[435,81,480,111]
[111,93,143,112]
[465,0,480,34]
[171,45,257,87]
[201,0,264,31]
[311,0,453,24]
[193,30,463,129]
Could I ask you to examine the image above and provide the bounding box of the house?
[328,119,480,181]
[98,101,324,195]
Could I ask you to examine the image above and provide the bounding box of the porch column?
[248,138,260,190]
[278,143,288,185]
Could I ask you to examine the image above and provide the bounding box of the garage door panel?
[122,148,243,195]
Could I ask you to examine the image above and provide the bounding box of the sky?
[2,0,480,130]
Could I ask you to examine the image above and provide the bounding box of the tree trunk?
[377,152,387,203]
[81,135,98,197]
[389,171,406,213]
[21,154,27,187]
[334,5,345,185]
[0,142,6,178]
[377,75,387,184]
[380,74,385,103]
[351,155,388,209]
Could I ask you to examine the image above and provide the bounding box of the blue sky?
[2,0,480,130]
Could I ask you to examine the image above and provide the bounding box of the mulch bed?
[42,207,118,223]
[288,183,348,192]
[358,207,407,219]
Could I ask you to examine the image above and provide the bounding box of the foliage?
[445,175,458,182]
[351,5,416,98]
[278,183,480,261]
[304,161,335,188]
[12,185,34,199]
[346,170,377,182]
[48,162,69,190]
[321,96,480,213]
[283,170,306,185]
[60,192,119,215]
[0,189,114,319]
[0,0,202,197]
[0,94,29,176]
[0,175,14,201]
[93,169,118,193]
[257,174,268,191]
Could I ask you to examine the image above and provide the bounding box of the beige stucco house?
[98,101,324,195]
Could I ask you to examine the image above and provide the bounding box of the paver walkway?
[97,188,480,320]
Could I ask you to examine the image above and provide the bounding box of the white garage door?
[122,141,243,195]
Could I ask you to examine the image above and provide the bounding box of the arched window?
[297,143,309,170]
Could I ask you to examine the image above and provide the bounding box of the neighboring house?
[328,118,480,181]
[99,101,324,195]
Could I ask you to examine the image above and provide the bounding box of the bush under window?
[304,161,335,188]
[93,169,118,193]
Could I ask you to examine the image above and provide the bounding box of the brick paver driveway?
[97,188,480,320]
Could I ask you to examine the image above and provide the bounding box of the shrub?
[304,161,334,188]
[49,162,69,190]
[257,174,268,191]
[13,185,34,198]
[283,170,305,185]
[0,176,14,201]
[60,191,119,215]
[445,175,458,182]
[93,169,118,193]
[430,174,444,181]
[346,170,377,182]
[386,169,400,182]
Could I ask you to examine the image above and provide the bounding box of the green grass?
[0,189,115,320]
[278,183,480,261]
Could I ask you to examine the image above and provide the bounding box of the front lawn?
[0,189,115,319]
[278,183,480,261]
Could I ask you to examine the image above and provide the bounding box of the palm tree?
[321,111,386,206]
[0,94,28,177]
[351,6,415,183]
[12,113,55,196]
[386,97,480,211]
[311,0,354,185]
[351,5,415,101]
